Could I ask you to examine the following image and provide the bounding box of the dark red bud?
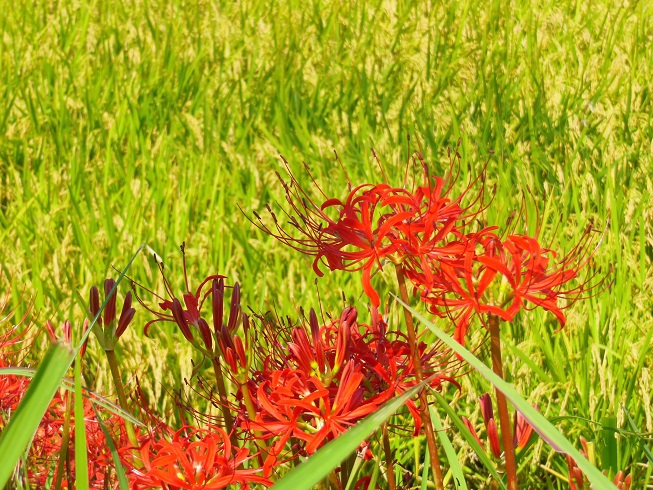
[198,318,212,351]
[80,318,90,358]
[103,279,117,327]
[340,306,357,327]
[233,335,247,369]
[212,278,224,335]
[171,297,194,343]
[227,282,240,331]
[479,393,494,426]
[116,307,136,339]
[89,286,101,321]
[224,348,239,374]
[220,323,235,352]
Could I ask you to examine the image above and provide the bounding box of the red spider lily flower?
[124,425,271,489]
[247,364,384,457]
[406,228,510,345]
[474,229,604,327]
[414,222,606,345]
[252,148,487,307]
[462,393,536,459]
[1,371,130,489]
[236,305,459,456]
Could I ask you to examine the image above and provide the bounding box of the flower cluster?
[255,148,603,346]
[235,306,457,462]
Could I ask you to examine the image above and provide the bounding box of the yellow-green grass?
[0,0,651,487]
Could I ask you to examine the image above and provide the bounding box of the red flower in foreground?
[0,315,125,488]
[124,425,271,489]
[228,306,459,463]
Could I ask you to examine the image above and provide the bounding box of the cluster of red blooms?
[238,306,457,461]
[130,257,460,487]
[0,145,608,489]
[254,147,603,345]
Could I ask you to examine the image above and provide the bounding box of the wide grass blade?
[272,381,426,490]
[0,342,75,488]
[395,297,617,490]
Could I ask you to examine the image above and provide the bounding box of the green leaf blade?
[0,342,76,488]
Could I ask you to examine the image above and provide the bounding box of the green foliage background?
[1,0,651,487]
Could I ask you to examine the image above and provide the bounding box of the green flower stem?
[105,350,138,451]
[394,264,445,490]
[488,314,518,490]
[54,392,72,490]
[240,379,270,471]
[210,356,235,440]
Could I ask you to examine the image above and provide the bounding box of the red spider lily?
[408,228,510,345]
[252,148,487,307]
[231,305,459,460]
[462,393,536,459]
[0,369,129,488]
[412,223,605,345]
[123,425,271,489]
[247,364,385,457]
[0,309,134,488]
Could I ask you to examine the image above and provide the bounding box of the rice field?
[0,0,652,488]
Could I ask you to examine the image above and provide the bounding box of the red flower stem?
[241,381,270,467]
[210,356,235,442]
[394,264,444,490]
[488,314,518,490]
[382,422,397,490]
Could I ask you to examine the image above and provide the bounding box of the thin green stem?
[394,264,445,490]
[54,392,72,490]
[105,350,138,449]
[488,314,518,490]
[210,357,235,439]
